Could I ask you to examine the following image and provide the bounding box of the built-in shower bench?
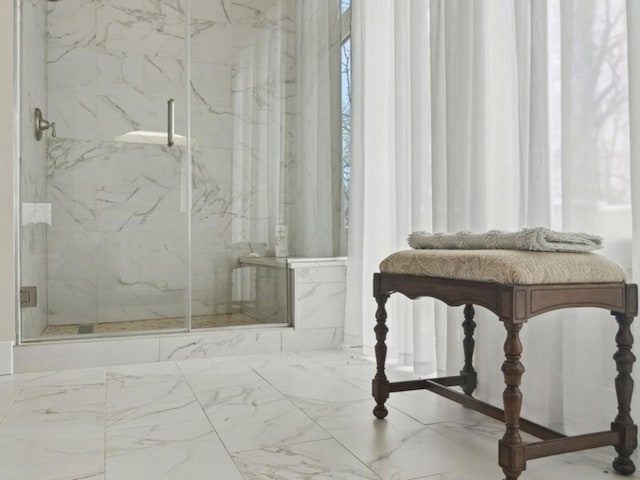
[371,249,638,480]
[237,256,346,334]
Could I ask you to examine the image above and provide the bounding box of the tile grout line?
[246,361,385,479]
[177,360,248,479]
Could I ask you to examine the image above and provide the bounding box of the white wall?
[0,1,16,371]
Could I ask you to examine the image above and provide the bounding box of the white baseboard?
[0,341,13,375]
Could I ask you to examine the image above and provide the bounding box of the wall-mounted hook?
[35,108,56,141]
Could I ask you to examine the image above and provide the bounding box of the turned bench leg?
[373,293,391,419]
[461,304,477,396]
[612,311,637,475]
[499,319,526,480]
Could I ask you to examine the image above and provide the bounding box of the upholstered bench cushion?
[379,249,627,285]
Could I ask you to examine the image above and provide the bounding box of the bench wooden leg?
[373,293,391,419]
[461,304,477,396]
[499,320,526,480]
[612,311,637,475]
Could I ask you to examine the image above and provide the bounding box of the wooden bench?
[371,249,638,479]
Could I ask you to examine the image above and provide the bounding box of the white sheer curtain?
[229,1,344,258]
[230,1,294,254]
[292,0,345,257]
[291,0,344,257]
[346,0,638,433]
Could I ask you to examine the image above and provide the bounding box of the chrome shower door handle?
[167,98,175,147]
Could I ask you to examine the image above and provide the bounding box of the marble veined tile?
[428,418,625,479]
[198,382,330,452]
[178,356,263,393]
[18,367,106,389]
[328,360,416,393]
[106,419,243,480]
[104,143,184,188]
[47,138,111,187]
[47,45,98,91]
[522,456,623,480]
[47,0,96,49]
[293,282,346,329]
[47,86,99,140]
[295,265,347,284]
[10,383,106,417]
[191,0,233,23]
[94,49,146,94]
[281,327,345,353]
[387,388,488,426]
[107,360,183,378]
[190,62,232,109]
[47,272,99,325]
[95,184,185,232]
[229,0,294,28]
[0,374,31,420]
[301,397,492,480]
[429,417,530,454]
[68,474,105,480]
[231,438,379,480]
[0,395,105,480]
[243,350,369,375]
[159,329,282,360]
[105,390,204,431]
[252,362,371,409]
[190,103,234,149]
[241,351,319,369]
[9,368,106,415]
[96,2,186,59]
[297,348,375,369]
[325,352,487,426]
[106,362,205,430]
[0,350,631,480]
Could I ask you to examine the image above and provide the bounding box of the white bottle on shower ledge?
[274,224,288,257]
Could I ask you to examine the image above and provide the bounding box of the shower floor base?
[41,313,281,337]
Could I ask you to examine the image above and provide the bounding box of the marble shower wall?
[46,139,189,325]
[20,0,49,338]
[44,0,296,325]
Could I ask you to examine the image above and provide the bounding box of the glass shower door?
[19,0,190,339]
[188,0,295,329]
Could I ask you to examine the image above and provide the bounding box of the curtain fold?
[347,0,638,432]
[292,0,344,257]
[230,1,344,258]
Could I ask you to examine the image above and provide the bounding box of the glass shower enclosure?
[18,0,304,340]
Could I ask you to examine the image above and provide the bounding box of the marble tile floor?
[0,348,631,480]
[41,313,280,337]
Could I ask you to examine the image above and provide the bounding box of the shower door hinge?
[20,286,37,307]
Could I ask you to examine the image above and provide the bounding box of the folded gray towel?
[407,228,602,253]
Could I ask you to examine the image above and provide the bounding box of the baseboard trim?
[0,341,13,375]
